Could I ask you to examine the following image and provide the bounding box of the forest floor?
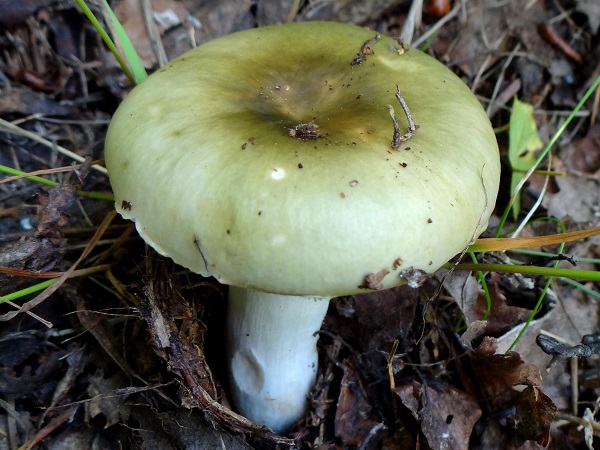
[1,0,600,449]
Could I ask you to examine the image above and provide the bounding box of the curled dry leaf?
[437,269,480,324]
[514,385,557,446]
[334,355,379,446]
[470,337,524,403]
[394,379,482,450]
[0,332,65,401]
[474,273,535,337]
[0,86,75,116]
[344,285,419,353]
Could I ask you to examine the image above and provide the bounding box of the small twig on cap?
[395,85,417,139]
[388,84,418,149]
[351,34,381,66]
[388,105,401,149]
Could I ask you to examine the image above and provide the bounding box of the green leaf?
[508,98,543,220]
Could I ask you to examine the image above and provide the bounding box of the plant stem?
[449,263,600,281]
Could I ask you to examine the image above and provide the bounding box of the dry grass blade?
[21,405,79,450]
[471,226,600,252]
[0,117,108,175]
[0,263,115,279]
[139,0,167,67]
[412,1,460,48]
[0,163,104,185]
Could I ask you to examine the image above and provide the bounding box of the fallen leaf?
[0,332,65,402]
[334,355,379,446]
[437,269,481,325]
[469,337,523,405]
[353,284,419,352]
[461,320,489,348]
[0,86,74,115]
[37,160,90,243]
[542,172,600,222]
[85,370,130,428]
[473,273,535,337]
[562,123,600,176]
[514,386,557,445]
[395,379,482,450]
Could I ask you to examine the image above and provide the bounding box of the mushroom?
[104,22,500,433]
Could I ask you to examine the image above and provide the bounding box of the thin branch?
[388,85,418,149]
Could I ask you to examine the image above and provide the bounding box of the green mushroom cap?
[105,21,500,297]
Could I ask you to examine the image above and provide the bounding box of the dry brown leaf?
[514,386,557,446]
[395,379,482,450]
[0,87,74,115]
[353,284,419,352]
[334,355,379,446]
[470,337,523,403]
[542,172,600,222]
[437,269,481,324]
[474,273,534,336]
[85,371,130,428]
[132,407,250,450]
[0,333,65,401]
[562,123,600,176]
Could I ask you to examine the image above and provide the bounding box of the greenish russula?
[105,21,501,433]
[106,22,499,297]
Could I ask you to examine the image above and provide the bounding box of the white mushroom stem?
[226,286,331,433]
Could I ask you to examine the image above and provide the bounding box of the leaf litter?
[1,0,600,448]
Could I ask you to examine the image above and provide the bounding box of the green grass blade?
[101,0,148,84]
[505,220,568,351]
[74,0,146,85]
[0,164,114,201]
[560,278,600,300]
[449,263,600,282]
[0,280,57,304]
